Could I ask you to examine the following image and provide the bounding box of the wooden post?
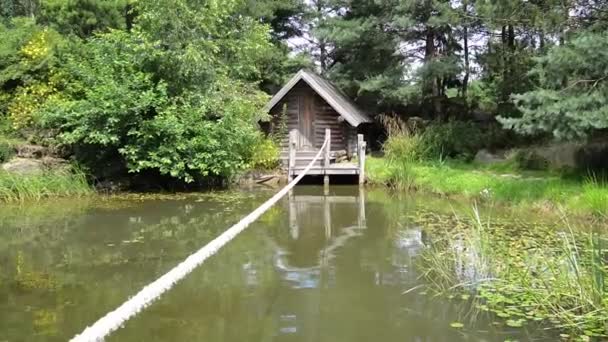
[324,194,331,239]
[324,128,331,187]
[289,129,297,181]
[289,190,298,240]
[358,134,366,185]
[358,186,366,228]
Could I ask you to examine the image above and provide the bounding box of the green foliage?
[249,136,280,170]
[136,0,272,94]
[38,32,261,181]
[0,18,64,133]
[502,32,608,140]
[467,80,497,113]
[34,0,274,183]
[37,0,128,38]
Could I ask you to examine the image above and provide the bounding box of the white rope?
[71,139,328,342]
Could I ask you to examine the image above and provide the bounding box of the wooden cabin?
[264,69,372,167]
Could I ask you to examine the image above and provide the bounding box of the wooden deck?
[286,128,366,184]
[290,162,360,175]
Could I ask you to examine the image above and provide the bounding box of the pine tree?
[501,31,608,140]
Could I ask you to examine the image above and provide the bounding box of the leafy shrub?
[250,136,280,170]
[8,81,58,129]
[38,29,270,182]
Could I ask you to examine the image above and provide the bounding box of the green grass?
[367,157,608,217]
[0,170,93,202]
[417,208,608,338]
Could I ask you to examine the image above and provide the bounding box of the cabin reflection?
[271,188,366,280]
[264,188,436,341]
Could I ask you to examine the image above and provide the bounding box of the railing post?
[358,134,366,185]
[289,129,297,181]
[324,128,331,187]
[324,128,331,167]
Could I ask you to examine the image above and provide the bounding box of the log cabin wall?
[269,81,305,151]
[269,80,352,153]
[312,92,347,152]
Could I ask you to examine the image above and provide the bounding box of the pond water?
[1,186,560,341]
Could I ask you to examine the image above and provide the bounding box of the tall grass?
[378,115,420,190]
[0,170,92,202]
[367,157,608,217]
[418,208,608,337]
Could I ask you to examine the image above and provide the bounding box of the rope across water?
[71,139,329,342]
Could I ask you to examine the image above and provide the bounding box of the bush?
[249,137,280,170]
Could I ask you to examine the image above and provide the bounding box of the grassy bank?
[0,170,92,202]
[415,208,607,338]
[367,157,608,217]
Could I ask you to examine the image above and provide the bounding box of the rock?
[41,156,71,173]
[474,149,505,165]
[256,174,281,186]
[1,156,71,176]
[96,179,130,192]
[15,144,47,159]
[471,110,494,123]
[2,158,44,175]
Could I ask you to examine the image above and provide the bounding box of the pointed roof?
[264,69,372,127]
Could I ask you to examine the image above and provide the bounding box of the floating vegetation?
[415,208,608,339]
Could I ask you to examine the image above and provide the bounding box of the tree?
[240,0,313,93]
[500,31,608,140]
[37,0,129,38]
[314,0,412,112]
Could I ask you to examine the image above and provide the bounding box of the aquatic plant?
[417,208,608,339]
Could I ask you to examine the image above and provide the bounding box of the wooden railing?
[288,128,366,185]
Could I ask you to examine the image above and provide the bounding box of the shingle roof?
[264,69,372,127]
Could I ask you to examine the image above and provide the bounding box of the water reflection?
[271,188,367,290]
[0,188,558,342]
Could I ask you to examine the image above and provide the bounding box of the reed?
[0,170,92,202]
[418,208,608,338]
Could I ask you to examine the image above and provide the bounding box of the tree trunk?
[424,28,443,119]
[462,0,470,101]
[319,40,327,73]
[125,2,135,32]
